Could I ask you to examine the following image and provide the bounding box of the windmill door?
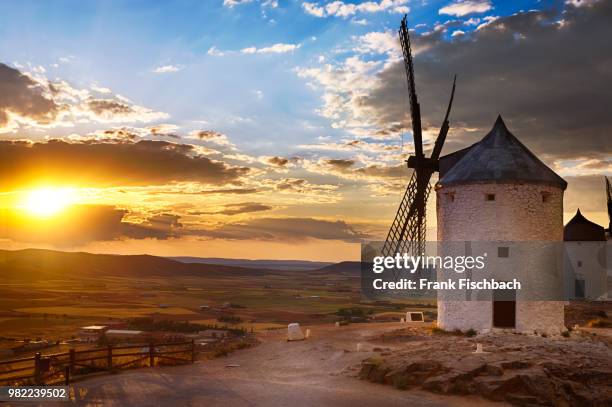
[493,288,516,328]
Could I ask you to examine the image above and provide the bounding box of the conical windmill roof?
[438,116,567,189]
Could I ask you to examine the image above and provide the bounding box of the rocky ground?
[360,326,612,406]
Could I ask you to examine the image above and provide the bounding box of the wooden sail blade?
[399,15,423,159]
[606,176,612,233]
[382,171,431,258]
[431,75,457,161]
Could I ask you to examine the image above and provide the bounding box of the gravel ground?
[13,323,507,407]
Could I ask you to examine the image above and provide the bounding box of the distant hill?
[312,261,361,275]
[0,248,270,280]
[170,257,333,271]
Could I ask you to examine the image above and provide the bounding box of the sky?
[0,0,610,261]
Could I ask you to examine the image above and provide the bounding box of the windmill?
[381,15,457,259]
[606,176,612,236]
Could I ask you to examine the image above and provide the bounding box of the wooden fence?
[0,340,196,386]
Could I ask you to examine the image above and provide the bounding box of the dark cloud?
[266,156,290,167]
[362,1,612,160]
[148,125,180,139]
[316,159,406,180]
[0,64,167,130]
[100,128,139,140]
[202,217,369,242]
[1,207,367,245]
[192,130,222,140]
[354,163,406,178]
[87,99,133,116]
[189,202,272,216]
[0,139,249,190]
[199,187,259,194]
[0,63,62,128]
[276,178,307,191]
[0,205,182,245]
[325,158,355,169]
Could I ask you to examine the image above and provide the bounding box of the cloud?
[304,157,407,182]
[188,130,234,147]
[190,202,273,216]
[0,205,182,245]
[302,0,409,18]
[0,63,168,132]
[204,217,369,242]
[241,43,301,54]
[207,46,226,57]
[152,65,183,73]
[355,31,401,57]
[263,156,290,167]
[223,0,253,7]
[299,139,400,155]
[301,1,612,164]
[0,139,249,190]
[147,123,181,139]
[439,0,493,17]
[0,63,62,132]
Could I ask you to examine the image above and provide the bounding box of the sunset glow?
[20,187,76,217]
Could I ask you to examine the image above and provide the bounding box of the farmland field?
[0,249,430,345]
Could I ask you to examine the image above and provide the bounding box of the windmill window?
[541,192,551,203]
[486,194,496,201]
[498,247,510,258]
[577,260,582,268]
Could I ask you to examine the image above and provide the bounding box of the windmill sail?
[399,15,423,159]
[381,15,456,259]
[381,171,430,258]
[606,176,612,234]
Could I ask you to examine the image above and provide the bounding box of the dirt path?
[37,323,507,407]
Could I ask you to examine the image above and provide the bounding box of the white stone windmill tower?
[382,16,568,334]
[436,116,568,334]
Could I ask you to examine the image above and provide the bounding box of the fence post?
[64,365,70,385]
[34,353,42,385]
[149,343,155,367]
[69,349,75,374]
[107,345,113,370]
[191,339,195,363]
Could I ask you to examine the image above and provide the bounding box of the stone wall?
[436,183,563,242]
[436,182,566,334]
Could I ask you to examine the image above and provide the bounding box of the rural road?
[28,323,506,407]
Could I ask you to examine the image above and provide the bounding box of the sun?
[21,187,76,217]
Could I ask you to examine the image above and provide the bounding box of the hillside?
[171,257,332,271]
[312,261,361,275]
[0,248,270,280]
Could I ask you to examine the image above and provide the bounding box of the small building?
[563,209,608,300]
[105,329,144,342]
[79,326,108,343]
[199,305,210,310]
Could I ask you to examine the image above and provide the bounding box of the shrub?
[217,315,243,324]
[392,375,409,390]
[465,328,477,337]
[561,331,570,338]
